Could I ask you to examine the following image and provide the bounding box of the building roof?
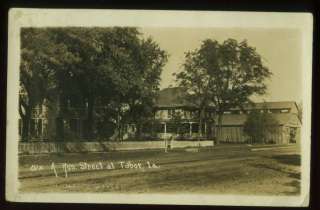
[156,87,299,113]
[220,113,301,127]
[156,87,191,108]
[155,87,301,127]
[230,101,299,113]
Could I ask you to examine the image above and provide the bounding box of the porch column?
[189,122,192,137]
[41,119,44,139]
[164,122,167,137]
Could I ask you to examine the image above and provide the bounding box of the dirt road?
[18,144,300,195]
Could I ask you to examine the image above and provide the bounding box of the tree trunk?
[151,121,155,138]
[118,123,122,141]
[198,108,204,148]
[116,108,123,141]
[19,97,32,142]
[21,110,31,142]
[210,121,215,144]
[216,113,223,145]
[55,94,65,141]
[87,95,95,140]
[56,117,64,141]
[136,123,142,140]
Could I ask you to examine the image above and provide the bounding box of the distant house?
[153,87,301,144]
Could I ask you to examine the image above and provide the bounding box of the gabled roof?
[155,87,191,108]
[230,101,299,113]
[156,87,299,113]
[220,113,301,127]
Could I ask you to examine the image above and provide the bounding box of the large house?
[19,87,301,144]
[153,87,301,144]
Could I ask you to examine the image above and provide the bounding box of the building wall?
[217,126,247,143]
[216,125,296,145]
[154,105,301,144]
[19,101,86,141]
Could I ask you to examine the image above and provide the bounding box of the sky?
[141,27,302,103]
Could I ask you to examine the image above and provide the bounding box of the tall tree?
[175,38,271,144]
[20,28,79,141]
[207,39,271,143]
[20,27,167,142]
[124,37,168,139]
[174,50,212,142]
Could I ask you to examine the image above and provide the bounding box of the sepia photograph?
[6,9,312,206]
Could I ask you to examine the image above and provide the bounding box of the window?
[154,123,165,133]
[155,111,161,119]
[180,123,190,134]
[30,119,36,136]
[168,109,174,119]
[69,119,80,135]
[190,111,198,119]
[30,119,42,138]
[184,110,190,119]
[37,119,42,137]
[191,123,199,133]
[166,123,176,133]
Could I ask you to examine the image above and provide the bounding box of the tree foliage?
[175,38,271,143]
[243,109,279,144]
[174,50,212,139]
[297,102,303,122]
[19,27,168,141]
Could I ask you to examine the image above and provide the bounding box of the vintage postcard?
[6,9,313,206]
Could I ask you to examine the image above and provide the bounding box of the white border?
[6,8,313,206]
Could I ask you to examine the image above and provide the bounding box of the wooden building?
[153,87,301,144]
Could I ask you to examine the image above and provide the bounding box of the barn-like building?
[153,87,301,144]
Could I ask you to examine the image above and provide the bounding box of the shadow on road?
[283,180,300,195]
[271,154,301,166]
